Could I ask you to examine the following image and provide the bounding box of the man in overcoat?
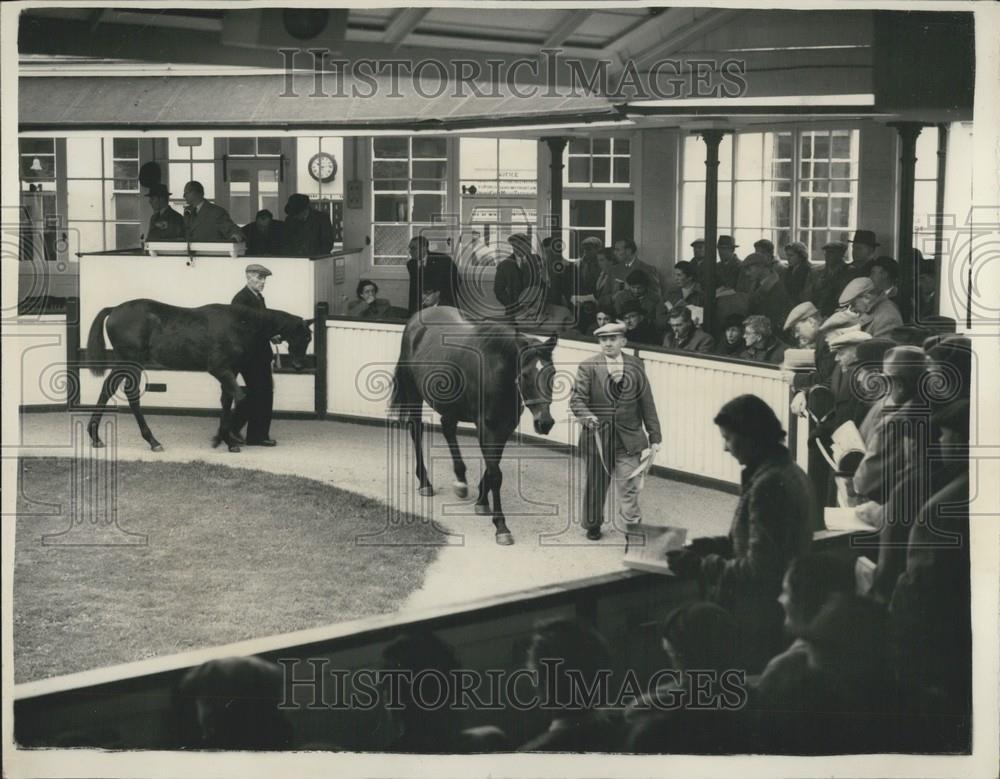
[570,322,662,540]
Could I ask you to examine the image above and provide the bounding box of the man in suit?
[282,193,334,257]
[228,263,278,447]
[663,305,715,353]
[745,252,794,336]
[494,233,545,323]
[241,209,285,256]
[407,235,460,315]
[570,321,662,540]
[144,184,185,242]
[613,238,662,299]
[182,181,244,243]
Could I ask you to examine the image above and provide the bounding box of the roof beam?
[544,11,591,48]
[614,9,742,71]
[383,8,429,48]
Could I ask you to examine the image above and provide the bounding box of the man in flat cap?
[839,276,903,338]
[282,193,334,257]
[570,321,662,540]
[745,251,793,336]
[494,233,545,323]
[225,264,279,448]
[145,184,185,242]
[784,301,823,348]
[849,229,880,277]
[805,240,854,317]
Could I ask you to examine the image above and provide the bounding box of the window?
[561,199,635,258]
[371,136,448,265]
[19,138,59,262]
[680,128,859,261]
[226,137,283,157]
[913,126,940,257]
[112,138,141,248]
[458,137,536,265]
[565,137,631,187]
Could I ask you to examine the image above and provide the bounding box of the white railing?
[5,316,69,408]
[325,320,795,487]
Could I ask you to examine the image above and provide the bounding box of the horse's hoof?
[453,482,469,498]
[150,443,164,452]
[418,485,435,497]
[210,435,222,449]
[91,440,105,449]
[474,504,490,515]
[228,444,241,453]
[495,532,514,546]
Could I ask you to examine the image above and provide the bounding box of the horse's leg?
[474,427,491,515]
[121,366,162,451]
[481,426,513,545]
[210,368,244,452]
[87,369,127,447]
[407,410,434,496]
[440,416,468,498]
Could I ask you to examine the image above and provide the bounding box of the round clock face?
[309,152,338,183]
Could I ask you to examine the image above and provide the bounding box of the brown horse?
[390,306,557,545]
[85,299,312,451]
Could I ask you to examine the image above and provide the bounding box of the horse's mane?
[469,322,542,360]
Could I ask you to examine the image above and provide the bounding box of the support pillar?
[543,137,568,248]
[698,130,725,335]
[891,122,923,323]
[930,123,949,318]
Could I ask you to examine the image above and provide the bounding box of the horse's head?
[280,316,314,371]
[518,335,558,435]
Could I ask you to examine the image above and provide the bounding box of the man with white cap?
[839,276,903,338]
[784,301,823,348]
[570,321,662,540]
[226,263,279,448]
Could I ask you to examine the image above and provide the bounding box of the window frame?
[678,123,862,262]
[563,134,634,191]
[370,135,452,268]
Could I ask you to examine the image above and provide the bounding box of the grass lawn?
[14,457,443,683]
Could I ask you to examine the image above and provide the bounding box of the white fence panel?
[5,316,69,407]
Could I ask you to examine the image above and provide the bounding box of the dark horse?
[390,306,557,545]
[86,299,313,451]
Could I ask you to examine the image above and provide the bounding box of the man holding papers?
[570,321,662,541]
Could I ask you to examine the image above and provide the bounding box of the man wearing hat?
[839,276,903,338]
[784,301,823,348]
[805,240,853,317]
[282,193,333,257]
[716,235,744,292]
[853,346,929,505]
[494,233,545,322]
[227,264,279,447]
[182,180,244,243]
[570,320,662,540]
[618,298,661,345]
[849,230,880,276]
[745,252,793,336]
[145,184,185,242]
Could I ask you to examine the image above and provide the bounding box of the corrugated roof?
[19,73,617,131]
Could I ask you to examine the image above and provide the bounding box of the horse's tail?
[86,307,113,375]
[389,357,418,418]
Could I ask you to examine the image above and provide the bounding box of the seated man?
[613,269,664,330]
[662,306,715,353]
[738,315,787,364]
[839,276,903,338]
[619,299,661,346]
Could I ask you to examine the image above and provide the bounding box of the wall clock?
[308,152,338,183]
